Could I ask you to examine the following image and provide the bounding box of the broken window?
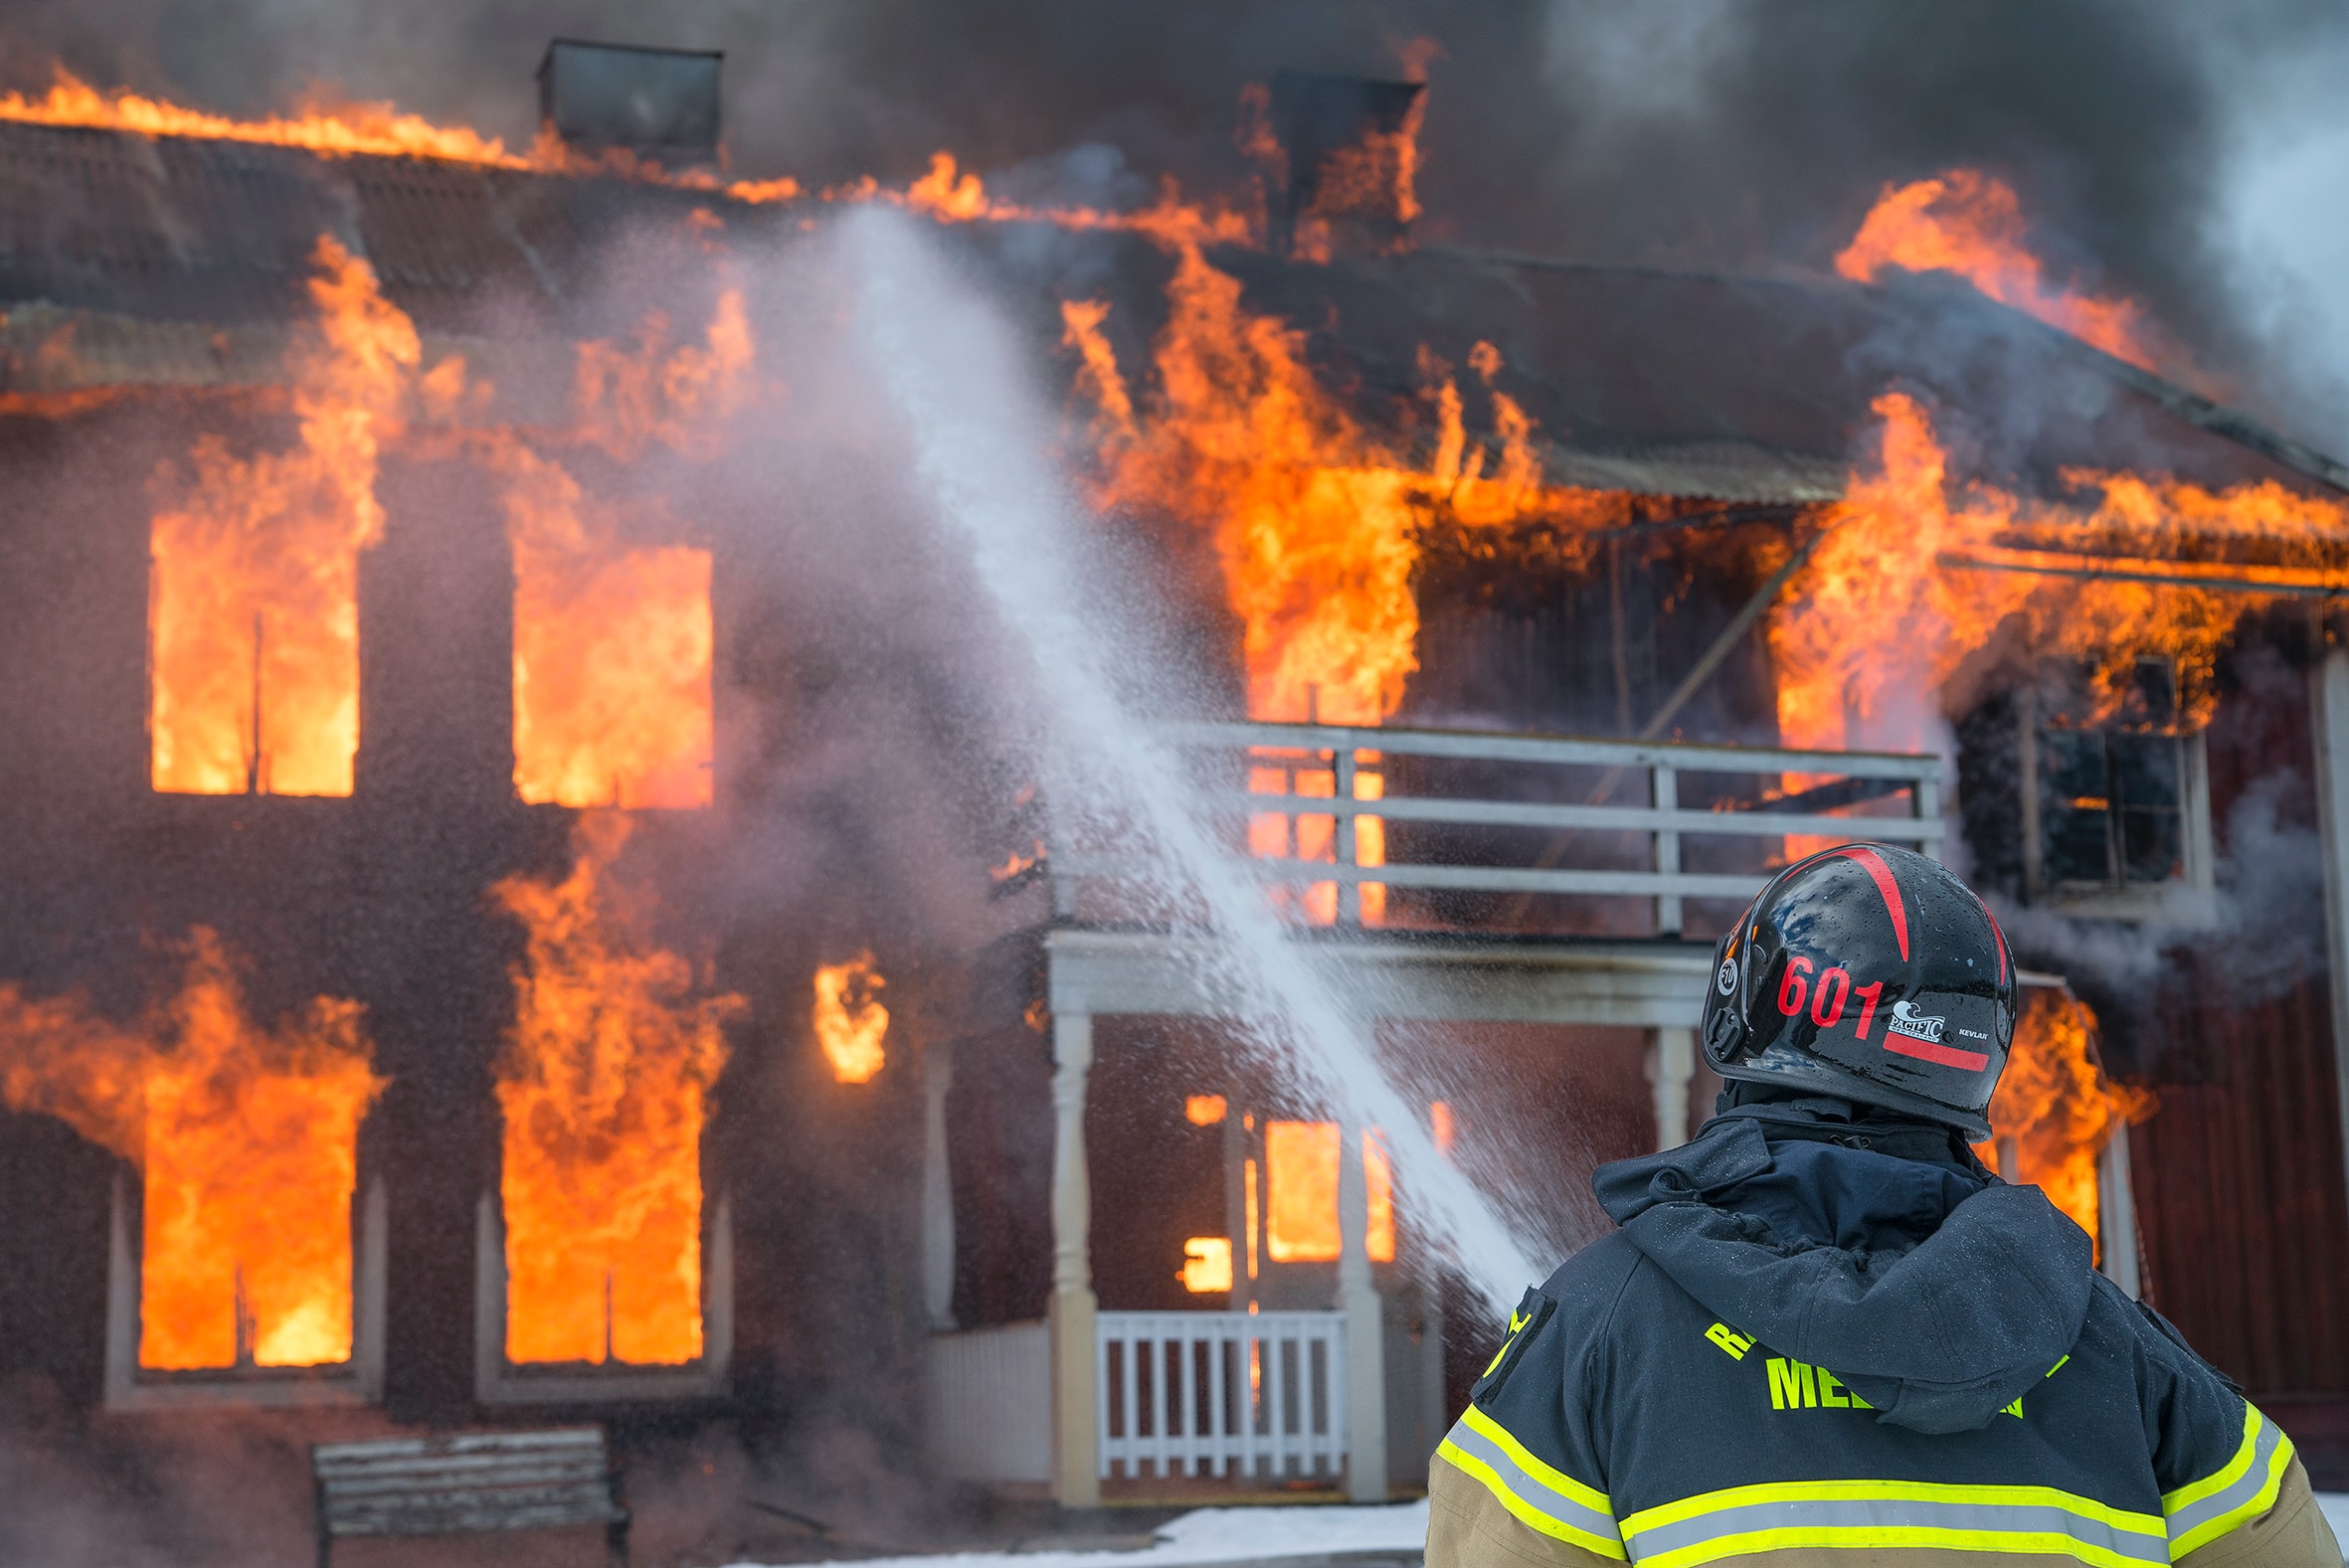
[2021,657,2211,906]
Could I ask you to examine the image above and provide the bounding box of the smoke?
[7,1,2348,421]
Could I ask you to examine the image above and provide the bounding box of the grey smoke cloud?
[7,0,2349,428]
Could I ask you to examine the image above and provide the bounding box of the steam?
[838,206,1541,1307]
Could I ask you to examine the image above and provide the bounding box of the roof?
[0,116,2338,508]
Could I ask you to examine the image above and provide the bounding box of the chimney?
[1267,69,1427,258]
[537,39,723,168]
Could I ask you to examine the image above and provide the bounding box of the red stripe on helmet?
[1971,891,2009,983]
[1831,845,1909,961]
[1884,1033,1991,1072]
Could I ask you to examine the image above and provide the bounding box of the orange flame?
[149,236,421,795]
[0,70,529,166]
[0,931,381,1369]
[1835,169,2155,371]
[1064,259,1627,921]
[1977,987,2150,1254]
[812,955,889,1085]
[492,813,742,1365]
[1771,391,2349,759]
[505,291,750,810]
[1261,1121,1395,1264]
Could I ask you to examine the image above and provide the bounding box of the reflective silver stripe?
[1624,1495,2171,1567]
[1443,1415,1623,1547]
[2165,1416,2287,1550]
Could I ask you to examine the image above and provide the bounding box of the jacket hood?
[1592,1109,2093,1434]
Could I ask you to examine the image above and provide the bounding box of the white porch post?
[922,1038,957,1331]
[1048,1010,1101,1506]
[2310,648,2349,1224]
[1338,1121,1388,1501]
[1646,1027,1696,1151]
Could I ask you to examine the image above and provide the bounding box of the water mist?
[838,207,1542,1312]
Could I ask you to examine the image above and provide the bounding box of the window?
[2021,657,2212,916]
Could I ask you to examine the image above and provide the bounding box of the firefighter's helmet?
[1702,842,2015,1139]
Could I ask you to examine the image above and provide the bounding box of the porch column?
[1338,1122,1388,1502]
[922,1038,957,1330]
[1646,1027,1696,1151]
[2310,648,2349,1222]
[1048,1010,1100,1506]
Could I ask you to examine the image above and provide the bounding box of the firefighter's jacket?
[1429,1103,2341,1568]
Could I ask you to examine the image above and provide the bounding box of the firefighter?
[1429,842,2340,1568]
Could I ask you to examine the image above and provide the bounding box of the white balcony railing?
[1097,1310,1347,1481]
[1047,720,1944,936]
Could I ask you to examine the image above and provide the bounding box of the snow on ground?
[2320,1493,2349,1543]
[727,1500,1430,1568]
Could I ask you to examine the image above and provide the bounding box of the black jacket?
[1427,1101,2327,1568]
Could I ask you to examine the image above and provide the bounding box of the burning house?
[0,43,2344,1543]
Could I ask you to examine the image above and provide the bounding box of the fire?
[1063,257,1628,921]
[1771,391,2349,758]
[493,813,742,1366]
[1835,169,2156,371]
[506,291,751,810]
[1178,1237,1234,1294]
[1261,1121,1395,1263]
[812,955,889,1085]
[0,70,529,167]
[0,931,381,1369]
[1978,987,2150,1255]
[149,236,420,795]
[1184,1094,1228,1126]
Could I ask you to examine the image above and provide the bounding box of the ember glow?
[149,237,419,796]
[812,955,889,1085]
[1771,391,2349,758]
[1835,169,2157,371]
[493,814,742,1365]
[0,932,381,1369]
[1979,987,2150,1254]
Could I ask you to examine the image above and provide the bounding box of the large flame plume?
[1772,392,2348,756]
[1980,986,2150,1255]
[493,813,743,1366]
[0,931,382,1369]
[1836,169,2157,372]
[1063,247,1629,922]
[149,236,422,796]
[502,291,750,810]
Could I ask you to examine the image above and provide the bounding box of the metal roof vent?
[537,39,722,167]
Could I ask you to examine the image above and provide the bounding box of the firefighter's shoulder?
[1428,1237,1642,1568]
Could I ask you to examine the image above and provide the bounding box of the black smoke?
[4,1,2346,408]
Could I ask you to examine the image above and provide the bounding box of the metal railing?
[1096,1310,1346,1481]
[1048,720,1944,936]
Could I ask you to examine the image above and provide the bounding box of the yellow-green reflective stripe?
[1436,1442,1626,1559]
[2164,1407,2292,1559]
[1631,1523,2159,1568]
[1623,1480,2165,1539]
[1460,1405,1614,1514]
[2163,1407,2264,1514]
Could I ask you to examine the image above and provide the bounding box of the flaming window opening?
[0,931,382,1374]
[1260,1120,1395,1264]
[1178,1237,1234,1294]
[812,955,889,1085]
[149,237,418,797]
[493,813,743,1367]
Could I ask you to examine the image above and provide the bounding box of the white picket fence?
[1096,1310,1347,1481]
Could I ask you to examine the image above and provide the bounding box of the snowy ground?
[726,1501,1431,1568]
[728,1493,2349,1568]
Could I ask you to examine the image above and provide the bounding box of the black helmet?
[1702,842,2015,1139]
